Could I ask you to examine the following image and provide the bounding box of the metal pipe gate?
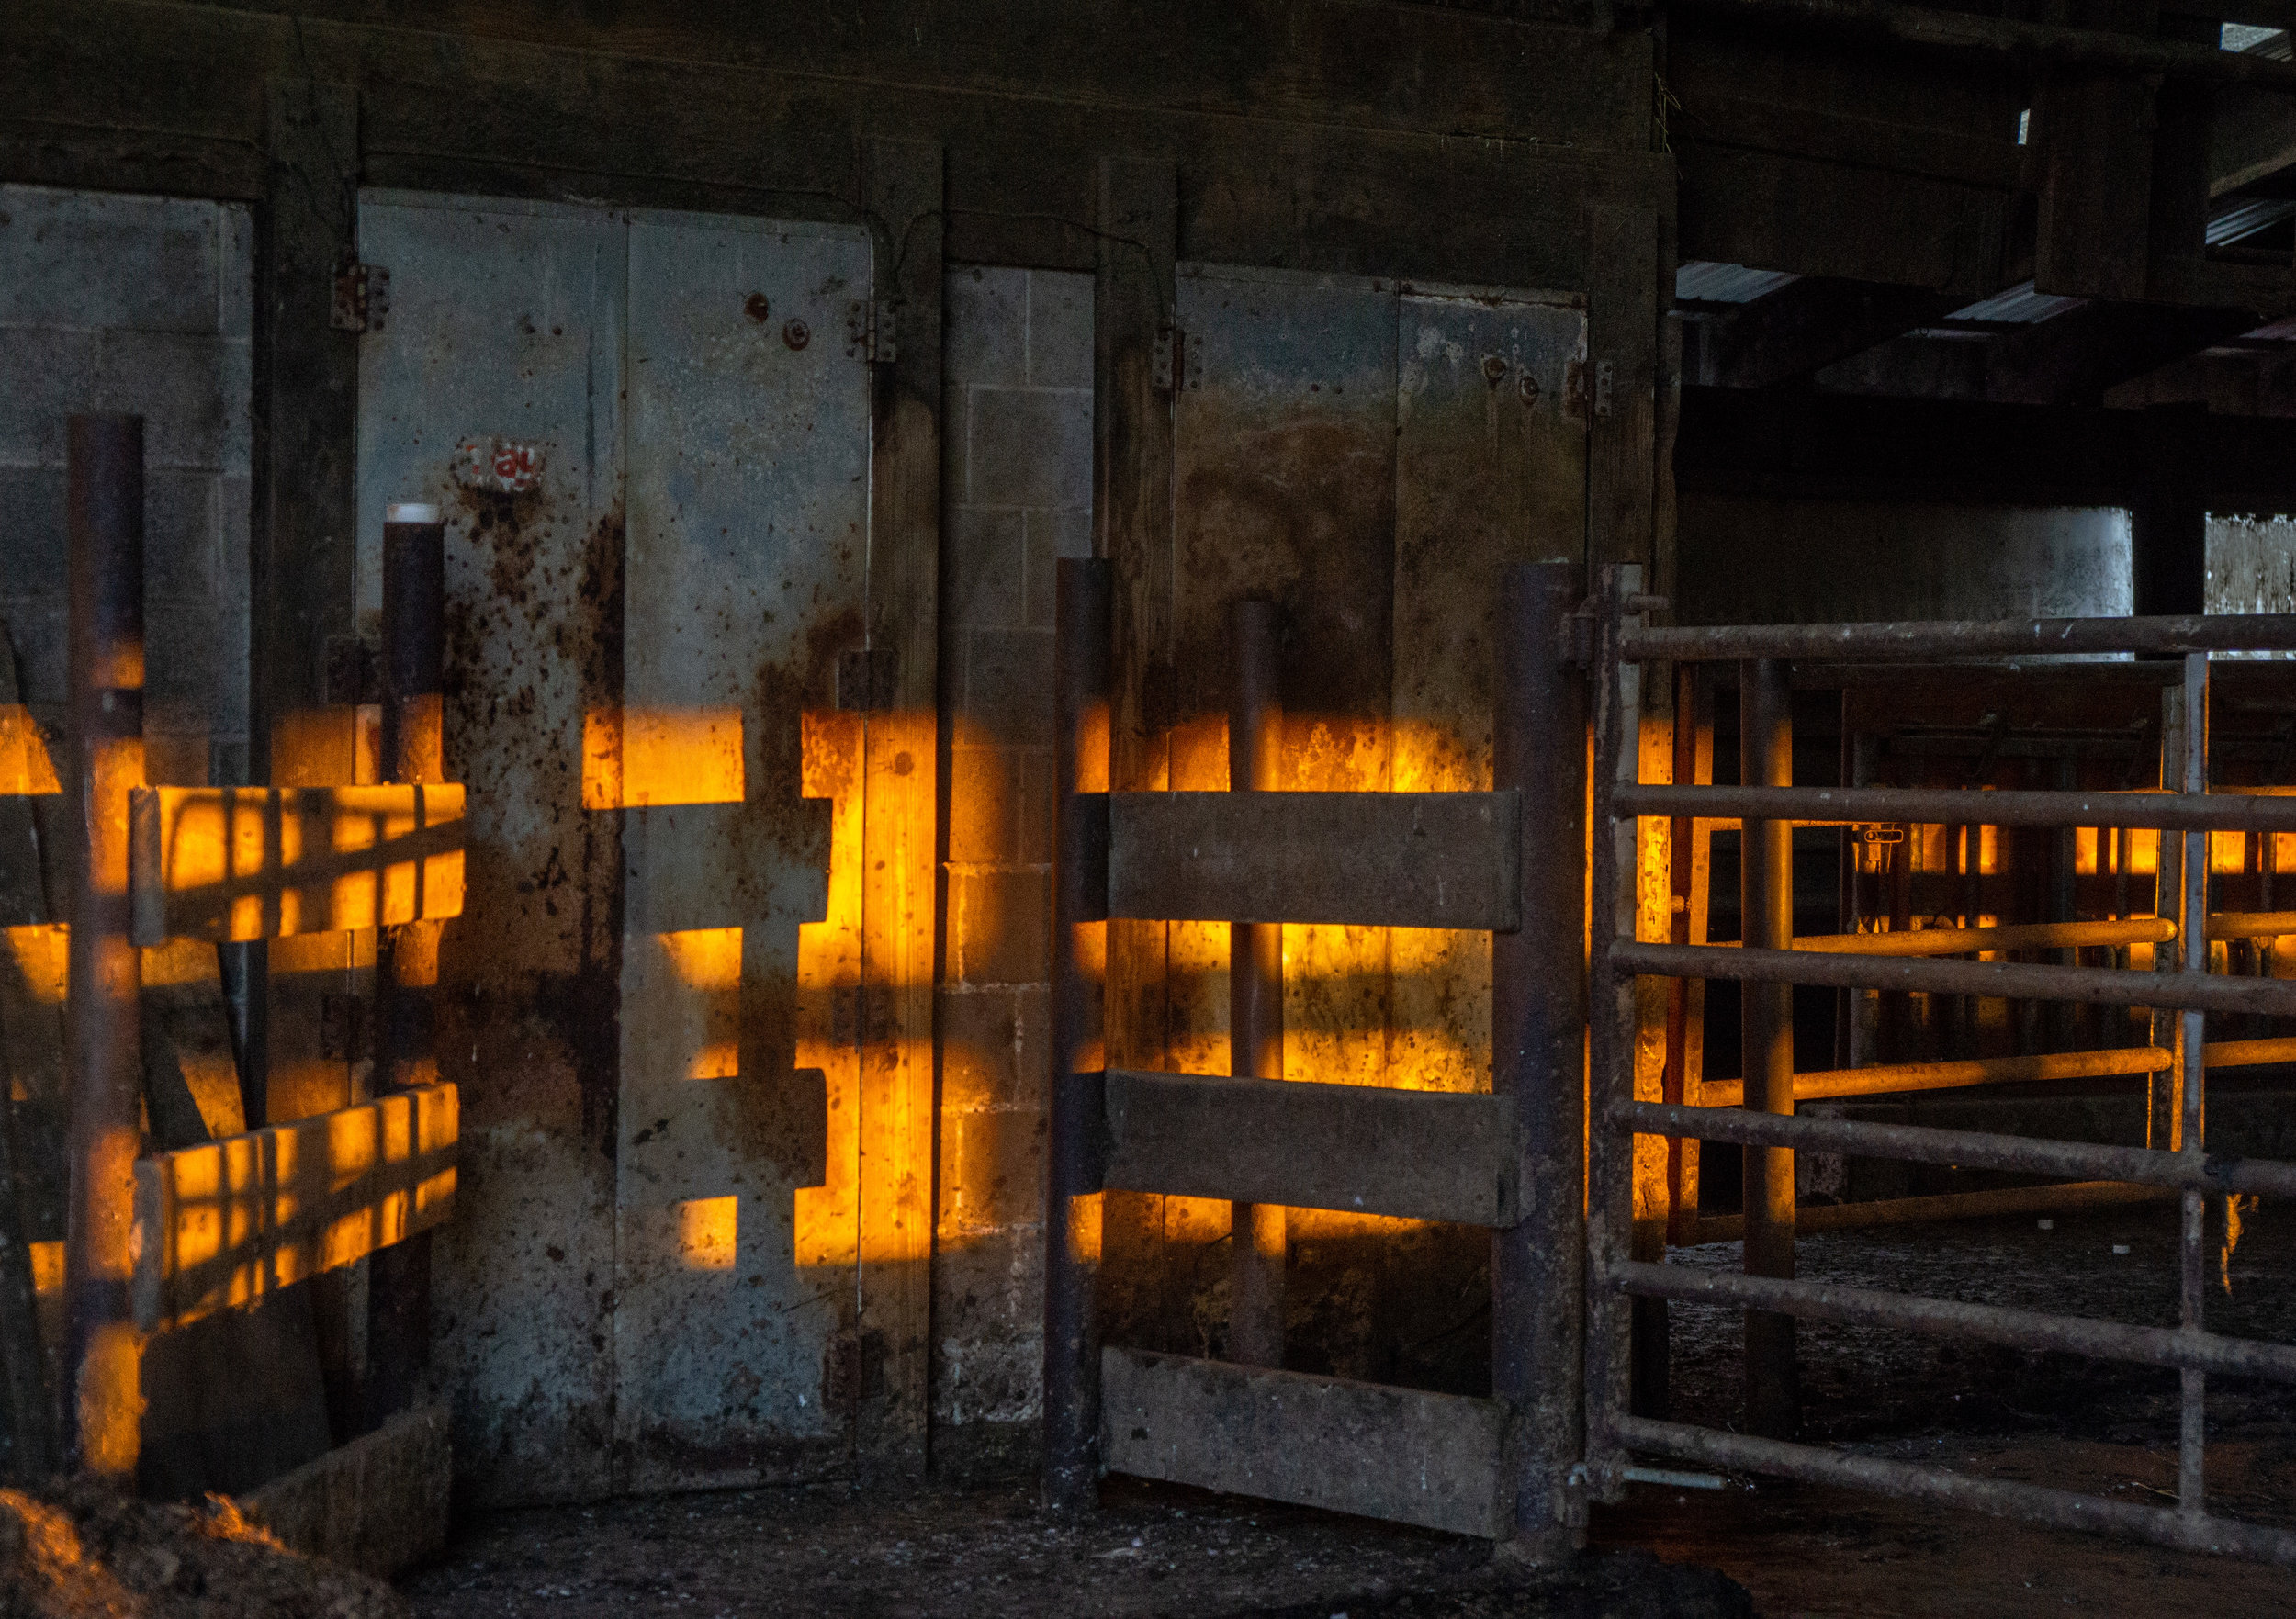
[1587,572,2296,1563]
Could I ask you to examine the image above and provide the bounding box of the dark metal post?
[1044,557,1111,1513]
[1493,562,1587,1561]
[63,415,146,1479]
[1227,598,1285,1369]
[367,502,446,1427]
[1740,657,1800,1441]
[2177,651,2210,1513]
[1584,564,1641,1505]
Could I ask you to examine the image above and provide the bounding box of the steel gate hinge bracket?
[847,298,897,364]
[1153,321,1176,392]
[332,262,388,333]
[1593,359,1615,421]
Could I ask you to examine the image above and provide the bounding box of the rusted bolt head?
[782,318,810,350]
[1519,371,1541,404]
[1480,354,1508,385]
[744,292,771,323]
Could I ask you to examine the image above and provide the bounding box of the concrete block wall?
[934,265,1093,1469]
[0,183,254,790]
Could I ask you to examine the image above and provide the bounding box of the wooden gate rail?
[132,1083,458,1332]
[1584,575,2296,1565]
[1045,558,1589,1555]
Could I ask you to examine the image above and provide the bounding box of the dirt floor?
[0,1478,409,1618]
[400,1203,2296,1618]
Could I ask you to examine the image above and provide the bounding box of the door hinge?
[1153,321,1176,391]
[847,298,897,364]
[332,261,389,333]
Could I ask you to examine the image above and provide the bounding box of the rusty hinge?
[846,298,897,364]
[332,261,388,333]
[1153,321,1176,391]
[1564,355,1617,423]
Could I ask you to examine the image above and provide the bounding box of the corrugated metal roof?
[1675,261,1798,304]
[2209,197,2296,245]
[1943,281,2085,325]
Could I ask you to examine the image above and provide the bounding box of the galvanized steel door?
[355,194,871,1496]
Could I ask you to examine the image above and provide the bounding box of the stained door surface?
[1113,264,1585,1386]
[355,194,871,1494]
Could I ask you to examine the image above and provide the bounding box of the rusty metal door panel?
[1173,265,1399,1096]
[355,193,629,1505]
[1393,288,1587,1096]
[614,211,870,1490]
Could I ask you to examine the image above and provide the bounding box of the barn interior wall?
[0,0,1677,1503]
[0,183,253,790]
[1676,495,2136,626]
[935,264,1095,1474]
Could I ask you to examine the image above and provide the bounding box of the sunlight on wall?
[582,706,745,808]
[660,927,741,1079]
[795,710,864,1267]
[679,1196,739,1271]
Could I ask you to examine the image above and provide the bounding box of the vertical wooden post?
[856,137,944,1480]
[1044,558,1111,1513]
[1739,657,1799,1442]
[1226,599,1284,1369]
[367,503,445,1428]
[1094,157,1178,1351]
[1493,561,1587,1563]
[252,79,361,1108]
[65,414,147,1480]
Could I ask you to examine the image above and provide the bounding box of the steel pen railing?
[1583,570,2296,1563]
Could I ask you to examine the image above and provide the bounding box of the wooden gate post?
[1492,560,1588,1560]
[1226,598,1284,1369]
[1045,557,1112,1512]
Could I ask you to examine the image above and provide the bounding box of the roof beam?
[1981,302,2264,404]
[1675,384,2296,508]
[1686,278,1959,389]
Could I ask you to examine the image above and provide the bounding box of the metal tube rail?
[2211,912,2296,940]
[1583,566,1641,1502]
[1610,1260,2296,1382]
[369,502,446,1429]
[1757,918,2175,958]
[1697,1045,2172,1107]
[1692,1034,2296,1108]
[1686,1180,2170,1243]
[1739,658,1799,1439]
[1615,940,2296,1017]
[1618,1099,2296,1199]
[1617,781,2296,834]
[63,415,145,1481]
[1620,613,2296,665]
[2174,653,2211,1513]
[1612,1415,2296,1566]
